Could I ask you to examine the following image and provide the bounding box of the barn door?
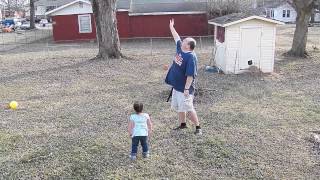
[239,27,262,70]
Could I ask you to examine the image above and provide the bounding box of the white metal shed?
[208,13,284,74]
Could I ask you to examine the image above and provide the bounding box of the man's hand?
[170,19,174,28]
[184,89,189,97]
[169,19,180,43]
[184,76,193,97]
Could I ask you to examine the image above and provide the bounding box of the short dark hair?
[188,40,196,50]
[133,102,143,113]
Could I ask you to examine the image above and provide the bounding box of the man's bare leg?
[188,111,202,134]
[179,112,187,124]
[188,111,200,126]
[174,112,188,130]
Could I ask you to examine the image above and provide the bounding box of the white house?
[0,1,5,19]
[26,0,131,19]
[264,1,297,23]
[315,9,320,22]
[208,13,284,74]
[24,0,75,19]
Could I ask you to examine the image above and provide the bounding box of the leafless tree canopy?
[208,0,241,17]
[0,0,25,11]
[207,0,286,17]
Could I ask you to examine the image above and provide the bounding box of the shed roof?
[45,0,208,17]
[208,13,284,27]
[117,0,131,10]
[130,0,207,14]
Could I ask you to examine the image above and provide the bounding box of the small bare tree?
[207,0,240,17]
[1,0,25,17]
[207,0,261,18]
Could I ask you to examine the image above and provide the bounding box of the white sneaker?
[130,155,136,161]
[143,152,149,158]
[195,129,202,135]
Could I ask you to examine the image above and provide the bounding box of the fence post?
[199,36,203,50]
[47,41,49,58]
[150,38,153,56]
[25,31,27,45]
[43,40,48,58]
[2,32,5,50]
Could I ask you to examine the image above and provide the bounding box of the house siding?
[129,13,208,37]
[51,12,209,41]
[315,12,320,22]
[49,1,210,41]
[52,14,96,41]
[271,3,297,23]
[117,11,130,38]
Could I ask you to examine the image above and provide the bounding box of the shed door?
[239,27,262,70]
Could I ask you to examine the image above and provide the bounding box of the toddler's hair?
[133,102,143,113]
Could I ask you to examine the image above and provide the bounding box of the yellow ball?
[9,101,18,110]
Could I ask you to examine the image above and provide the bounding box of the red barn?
[46,0,210,42]
[45,0,96,42]
[128,0,208,37]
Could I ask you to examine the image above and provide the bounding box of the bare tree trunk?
[30,0,35,29]
[92,0,122,59]
[288,6,313,57]
[7,2,11,17]
[286,0,320,57]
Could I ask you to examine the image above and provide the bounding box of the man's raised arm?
[169,19,181,43]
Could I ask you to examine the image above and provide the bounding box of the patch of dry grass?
[0,26,320,179]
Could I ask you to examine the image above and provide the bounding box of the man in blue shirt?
[165,19,202,135]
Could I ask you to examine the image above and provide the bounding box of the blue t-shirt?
[165,40,197,94]
[130,113,150,137]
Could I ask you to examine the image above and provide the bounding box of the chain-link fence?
[1,34,215,58]
[0,29,53,52]
[120,36,215,55]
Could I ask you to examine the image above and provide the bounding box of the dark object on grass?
[166,88,173,102]
[205,66,221,73]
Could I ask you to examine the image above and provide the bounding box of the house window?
[46,6,56,12]
[217,26,225,43]
[283,10,291,18]
[271,10,274,18]
[78,14,92,33]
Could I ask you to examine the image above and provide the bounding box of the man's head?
[182,37,196,51]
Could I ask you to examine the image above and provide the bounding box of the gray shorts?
[171,89,195,112]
